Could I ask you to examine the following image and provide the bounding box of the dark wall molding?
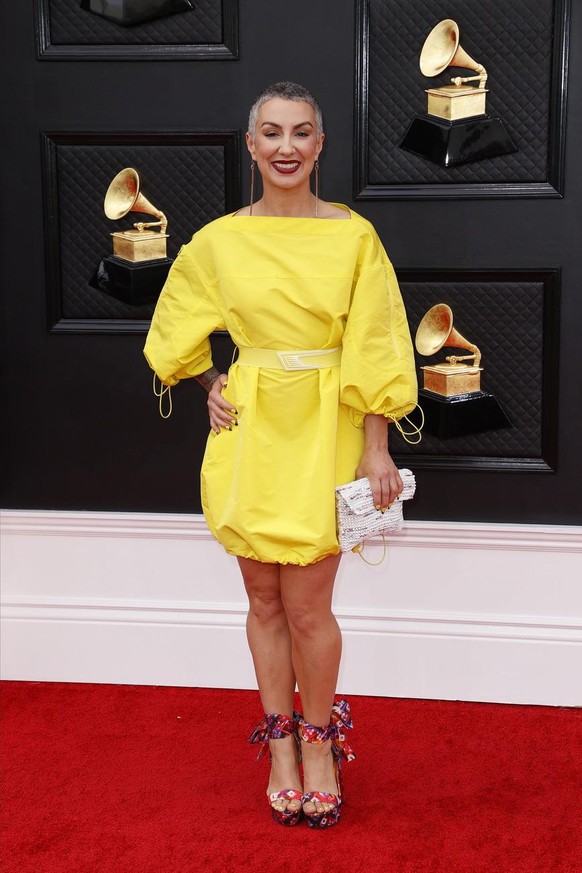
[393,268,560,473]
[34,0,239,60]
[354,0,571,199]
[41,131,241,334]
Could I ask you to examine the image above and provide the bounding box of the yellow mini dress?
[144,206,417,565]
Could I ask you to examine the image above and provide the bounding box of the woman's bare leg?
[238,557,301,810]
[280,554,342,814]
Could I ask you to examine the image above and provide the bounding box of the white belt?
[237,346,341,371]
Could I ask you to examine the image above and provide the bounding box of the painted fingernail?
[380,507,386,514]
[230,408,237,414]
[388,503,393,509]
[375,504,381,511]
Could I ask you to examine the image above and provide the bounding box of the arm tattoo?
[196,366,221,393]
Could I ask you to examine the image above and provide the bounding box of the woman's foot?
[297,701,356,828]
[249,713,303,826]
[267,733,303,817]
[300,738,339,817]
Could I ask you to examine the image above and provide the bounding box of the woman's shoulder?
[174,214,236,273]
[337,205,377,232]
[181,213,235,251]
[331,207,389,265]
[322,203,378,233]
[316,201,351,220]
[195,213,236,236]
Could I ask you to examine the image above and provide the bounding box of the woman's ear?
[245,131,256,161]
[315,132,325,159]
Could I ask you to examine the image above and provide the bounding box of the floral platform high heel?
[248,713,303,827]
[297,699,356,829]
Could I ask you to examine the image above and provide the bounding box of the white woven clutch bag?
[335,469,416,552]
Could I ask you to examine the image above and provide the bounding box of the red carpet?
[1,682,581,872]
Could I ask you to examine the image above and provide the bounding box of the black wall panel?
[356,0,569,198]
[42,131,240,330]
[1,0,581,524]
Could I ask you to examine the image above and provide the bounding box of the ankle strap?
[297,719,332,744]
[248,713,297,759]
[297,699,356,763]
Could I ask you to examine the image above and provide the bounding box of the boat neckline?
[229,203,352,221]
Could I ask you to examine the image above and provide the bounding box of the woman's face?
[246,98,324,192]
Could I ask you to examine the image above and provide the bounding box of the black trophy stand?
[90,255,173,306]
[419,388,512,439]
[400,113,518,168]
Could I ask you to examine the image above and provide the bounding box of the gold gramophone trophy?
[105,167,169,262]
[400,19,518,167]
[415,304,510,438]
[90,168,173,306]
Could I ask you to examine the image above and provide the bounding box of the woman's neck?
[251,187,318,218]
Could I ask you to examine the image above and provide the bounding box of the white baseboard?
[2,510,581,706]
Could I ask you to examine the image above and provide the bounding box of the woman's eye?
[264,131,278,138]
[296,131,309,137]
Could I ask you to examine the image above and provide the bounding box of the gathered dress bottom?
[200,362,365,565]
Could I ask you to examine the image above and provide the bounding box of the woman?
[144,82,418,828]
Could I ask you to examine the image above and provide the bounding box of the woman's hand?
[356,414,402,510]
[207,373,237,434]
[356,448,402,511]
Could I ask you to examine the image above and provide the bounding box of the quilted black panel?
[46,0,222,45]
[365,0,556,186]
[49,137,237,322]
[392,276,553,459]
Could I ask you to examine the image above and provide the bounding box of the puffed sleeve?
[143,241,225,387]
[340,229,417,428]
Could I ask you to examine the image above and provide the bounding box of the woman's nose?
[278,138,295,154]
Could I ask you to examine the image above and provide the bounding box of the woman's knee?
[239,559,284,624]
[284,600,334,638]
[246,584,286,626]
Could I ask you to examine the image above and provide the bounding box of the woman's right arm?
[196,368,237,433]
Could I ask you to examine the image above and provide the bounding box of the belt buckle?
[276,351,310,370]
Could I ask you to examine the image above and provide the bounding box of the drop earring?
[314,160,320,218]
[249,160,256,216]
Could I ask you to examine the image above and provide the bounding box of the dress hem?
[222,544,341,567]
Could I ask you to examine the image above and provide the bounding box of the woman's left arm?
[356,414,402,511]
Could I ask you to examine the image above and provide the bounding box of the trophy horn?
[104,167,168,234]
[419,19,487,87]
[415,303,481,367]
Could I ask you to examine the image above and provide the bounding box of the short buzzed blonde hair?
[247,82,324,137]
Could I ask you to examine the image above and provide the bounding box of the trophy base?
[419,388,512,439]
[399,113,518,167]
[111,231,169,263]
[421,364,482,397]
[89,255,173,306]
[425,86,488,121]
